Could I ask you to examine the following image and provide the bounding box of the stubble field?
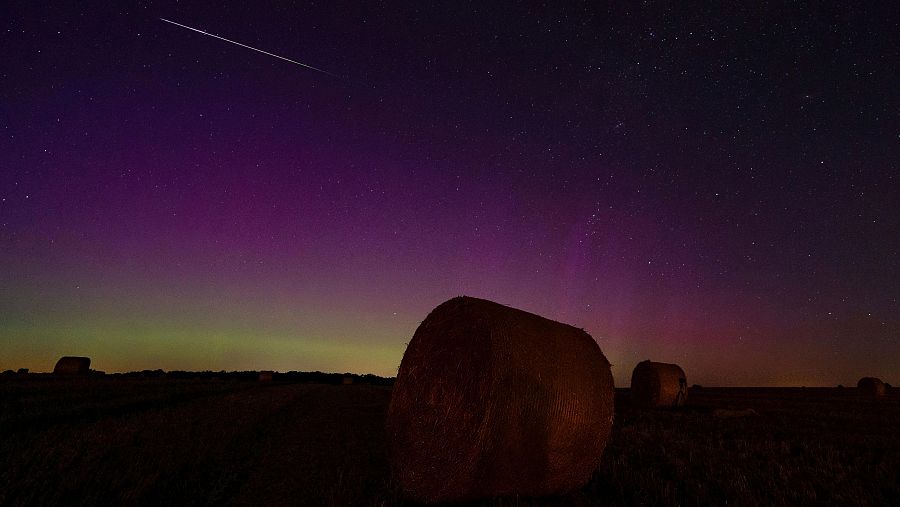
[1,378,897,506]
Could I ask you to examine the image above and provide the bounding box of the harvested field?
[1,379,898,505]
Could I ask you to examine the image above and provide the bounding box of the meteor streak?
[159,17,336,77]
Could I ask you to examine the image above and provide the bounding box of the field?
[1,378,898,506]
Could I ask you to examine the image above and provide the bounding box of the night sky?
[2,2,897,386]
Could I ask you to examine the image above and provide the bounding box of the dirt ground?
[1,378,897,506]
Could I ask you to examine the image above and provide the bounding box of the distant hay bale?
[631,360,688,408]
[857,377,885,397]
[53,356,91,376]
[258,371,274,382]
[342,376,353,385]
[386,296,615,503]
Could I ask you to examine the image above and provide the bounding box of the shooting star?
[159,17,337,78]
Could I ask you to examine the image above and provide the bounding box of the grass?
[1,378,897,505]
[592,388,900,506]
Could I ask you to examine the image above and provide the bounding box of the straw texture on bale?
[53,356,91,375]
[631,360,687,408]
[386,296,615,503]
[857,377,885,397]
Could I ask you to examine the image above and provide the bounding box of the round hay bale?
[53,356,91,375]
[258,370,274,382]
[630,360,687,408]
[342,376,353,385]
[857,377,885,397]
[386,296,614,503]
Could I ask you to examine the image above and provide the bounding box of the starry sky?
[2,2,897,386]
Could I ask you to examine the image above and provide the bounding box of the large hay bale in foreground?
[857,377,885,397]
[386,296,615,503]
[631,360,687,408]
[53,356,91,375]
